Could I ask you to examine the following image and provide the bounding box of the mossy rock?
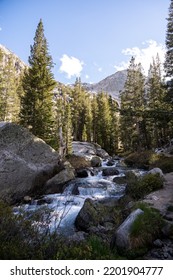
[124,151,155,169]
[75,198,123,235]
[124,151,173,173]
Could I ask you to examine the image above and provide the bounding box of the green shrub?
[150,156,173,173]
[56,235,123,260]
[126,173,164,199]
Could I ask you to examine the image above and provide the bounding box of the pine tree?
[19,19,56,143]
[0,50,21,122]
[96,92,112,152]
[147,55,168,147]
[108,95,119,154]
[164,0,173,140]
[91,94,99,143]
[120,57,146,151]
[55,87,73,156]
[71,78,86,141]
[165,0,173,78]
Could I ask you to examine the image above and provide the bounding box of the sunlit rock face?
[0,122,60,203]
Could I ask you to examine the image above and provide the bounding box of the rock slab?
[0,122,60,203]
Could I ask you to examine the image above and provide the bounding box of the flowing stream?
[13,159,143,235]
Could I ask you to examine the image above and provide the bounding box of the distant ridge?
[82,70,127,101]
[0,44,26,74]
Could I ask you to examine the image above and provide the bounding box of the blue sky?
[0,0,170,84]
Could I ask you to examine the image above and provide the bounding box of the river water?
[13,159,143,235]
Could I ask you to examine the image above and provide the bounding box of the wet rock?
[106,159,116,166]
[113,176,127,185]
[76,169,89,178]
[102,167,119,176]
[91,156,102,167]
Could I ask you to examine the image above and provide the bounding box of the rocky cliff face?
[0,44,26,75]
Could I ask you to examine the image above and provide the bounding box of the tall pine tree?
[164,0,173,139]
[120,57,146,151]
[19,19,56,143]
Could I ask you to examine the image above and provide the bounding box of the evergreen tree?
[96,92,112,152]
[108,95,119,154]
[147,55,169,147]
[19,19,56,143]
[0,50,21,122]
[120,57,146,151]
[55,87,73,156]
[91,94,99,143]
[71,78,86,141]
[165,0,173,78]
[164,0,173,139]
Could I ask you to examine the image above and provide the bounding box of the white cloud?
[0,27,2,31]
[114,40,166,75]
[98,67,102,72]
[85,74,89,79]
[59,54,84,79]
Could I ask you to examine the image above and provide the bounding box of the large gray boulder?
[0,122,61,203]
[111,209,144,251]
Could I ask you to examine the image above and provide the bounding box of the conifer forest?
[1,7,173,156]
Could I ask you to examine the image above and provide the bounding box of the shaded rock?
[111,209,144,251]
[91,156,102,167]
[44,162,75,194]
[113,176,127,185]
[76,169,89,178]
[153,239,163,248]
[0,123,60,203]
[106,159,116,166]
[75,198,123,236]
[102,167,119,176]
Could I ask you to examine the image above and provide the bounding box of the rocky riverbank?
[0,122,173,259]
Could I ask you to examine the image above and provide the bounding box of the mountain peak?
[83,70,127,101]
